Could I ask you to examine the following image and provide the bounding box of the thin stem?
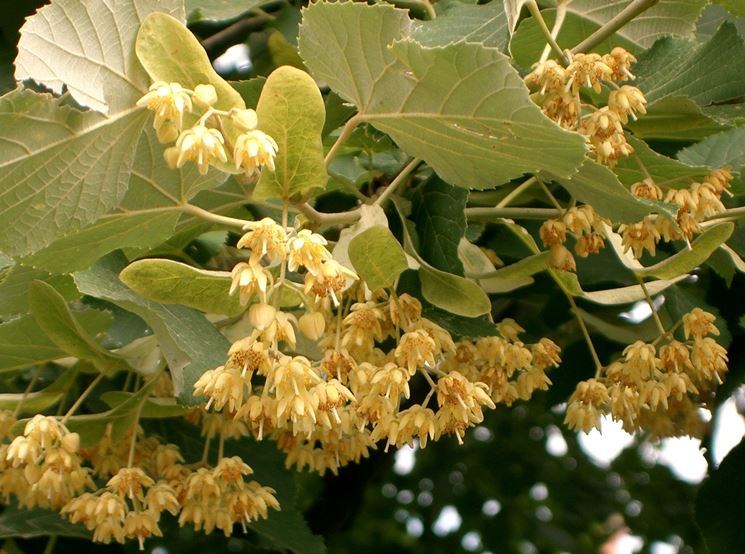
[218,428,226,461]
[43,535,58,554]
[636,276,666,335]
[707,206,745,222]
[273,201,289,309]
[536,178,565,212]
[202,12,274,56]
[13,369,41,419]
[200,435,212,466]
[465,207,561,221]
[419,367,438,390]
[297,203,361,226]
[325,115,363,167]
[496,177,537,208]
[571,0,660,54]
[526,1,569,65]
[565,294,603,375]
[60,373,105,425]
[181,203,250,229]
[127,399,146,468]
[373,158,422,207]
[539,0,568,63]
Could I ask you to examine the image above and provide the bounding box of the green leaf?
[252,511,327,554]
[411,0,509,50]
[28,281,121,372]
[713,0,745,17]
[120,259,244,317]
[0,265,78,316]
[136,12,244,111]
[298,1,586,189]
[0,88,147,257]
[577,308,659,345]
[0,310,112,372]
[186,0,268,22]
[254,65,327,201]
[458,238,535,293]
[546,160,679,225]
[419,266,491,317]
[677,127,745,169]
[627,96,728,142]
[101,391,189,418]
[634,23,745,105]
[478,252,550,293]
[74,253,230,404]
[0,505,89,539]
[0,369,78,414]
[696,438,745,554]
[15,0,184,114]
[412,176,468,275]
[613,136,711,189]
[22,127,228,273]
[636,223,735,279]
[504,0,529,34]
[555,271,689,305]
[348,226,408,292]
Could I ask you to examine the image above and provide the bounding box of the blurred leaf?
[635,23,745,105]
[555,270,689,304]
[348,226,408,292]
[0,265,78,316]
[120,259,244,317]
[136,12,245,111]
[101,391,189,418]
[0,505,89,539]
[0,369,78,414]
[677,127,745,169]
[412,176,468,275]
[254,65,327,201]
[298,1,586,189]
[74,253,229,404]
[185,0,268,22]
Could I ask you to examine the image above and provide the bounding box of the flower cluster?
[619,168,733,259]
[540,204,609,271]
[194,216,563,474]
[525,48,646,166]
[565,308,727,438]
[137,81,278,177]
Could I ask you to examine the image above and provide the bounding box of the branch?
[374,158,422,207]
[571,0,660,54]
[539,0,569,63]
[181,203,251,229]
[464,207,561,221]
[527,1,569,65]
[296,203,362,226]
[325,115,363,167]
[201,13,273,57]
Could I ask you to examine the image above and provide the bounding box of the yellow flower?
[136,81,192,134]
[175,125,228,175]
[287,229,331,274]
[234,130,279,176]
[229,259,273,304]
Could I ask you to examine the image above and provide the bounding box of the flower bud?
[61,432,80,454]
[156,121,180,143]
[299,312,326,340]
[231,108,258,131]
[249,303,277,331]
[164,147,179,169]
[193,84,218,107]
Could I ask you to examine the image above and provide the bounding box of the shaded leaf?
[254,65,327,200]
[677,127,745,169]
[554,270,689,305]
[101,391,190,418]
[348,226,408,292]
[0,505,89,539]
[186,0,268,22]
[412,0,509,50]
[627,96,727,142]
[298,1,586,190]
[0,265,77,316]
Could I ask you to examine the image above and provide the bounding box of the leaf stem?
[13,369,41,419]
[496,176,538,208]
[181,203,250,229]
[526,1,569,65]
[565,293,603,375]
[374,158,422,207]
[43,535,57,554]
[325,114,363,167]
[218,428,226,461]
[539,0,569,63]
[127,398,147,468]
[636,276,666,335]
[536,177,566,212]
[60,372,106,425]
[571,0,660,54]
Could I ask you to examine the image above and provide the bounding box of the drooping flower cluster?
[619,168,733,259]
[525,47,646,166]
[137,81,278,177]
[193,212,564,475]
[540,204,609,271]
[565,308,727,438]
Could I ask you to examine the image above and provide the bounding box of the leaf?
[15,0,184,114]
[546,160,679,225]
[627,96,727,142]
[636,223,735,279]
[634,23,745,105]
[0,265,78,316]
[677,127,745,169]
[713,0,745,18]
[0,311,112,372]
[412,176,468,275]
[503,0,529,34]
[101,391,190,418]
[22,127,228,273]
[0,369,78,414]
[74,253,230,404]
[458,238,535,293]
[411,0,509,50]
[254,66,327,201]
[577,307,659,345]
[719,244,745,273]
[561,0,707,50]
[298,1,586,189]
[185,0,268,22]
[348,226,408,292]
[136,12,244,111]
[333,204,397,270]
[0,88,147,257]
[554,271,689,305]
[28,281,122,372]
[0,505,89,539]
[252,511,327,554]
[419,266,491,317]
[696,438,745,553]
[120,259,244,317]
[613,136,711,189]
